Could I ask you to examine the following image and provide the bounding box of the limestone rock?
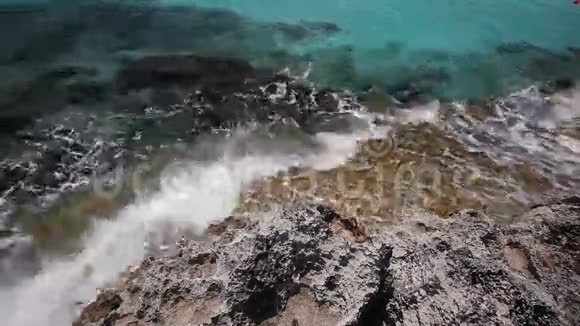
[76,199,579,325]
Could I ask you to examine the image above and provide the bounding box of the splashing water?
[0,125,384,326]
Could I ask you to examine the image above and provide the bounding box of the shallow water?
[1,1,579,98]
[0,1,580,325]
[188,0,578,49]
[186,0,577,98]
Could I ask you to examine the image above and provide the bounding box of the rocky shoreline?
[75,197,579,325]
[0,3,579,325]
[1,49,578,326]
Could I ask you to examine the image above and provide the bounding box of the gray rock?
[75,201,579,326]
[385,206,579,326]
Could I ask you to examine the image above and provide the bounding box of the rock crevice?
[76,201,580,326]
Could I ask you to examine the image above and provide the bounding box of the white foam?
[0,126,374,326]
[394,100,441,124]
[550,87,580,126]
[557,135,580,154]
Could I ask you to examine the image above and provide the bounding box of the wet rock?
[539,78,576,95]
[388,83,424,106]
[115,54,367,135]
[74,290,123,325]
[568,47,580,57]
[77,201,580,325]
[394,69,449,102]
[314,89,340,111]
[0,118,124,210]
[65,80,107,104]
[272,20,341,43]
[300,21,342,34]
[496,42,545,55]
[1,54,368,220]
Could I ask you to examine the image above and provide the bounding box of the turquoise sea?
[189,0,580,98]
[1,0,580,99]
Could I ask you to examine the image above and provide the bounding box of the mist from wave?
[0,122,388,326]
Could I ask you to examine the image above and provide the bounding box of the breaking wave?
[0,123,385,326]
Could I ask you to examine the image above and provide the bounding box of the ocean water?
[186,0,578,49]
[186,0,580,98]
[4,0,580,50]
[1,1,579,98]
[0,1,579,325]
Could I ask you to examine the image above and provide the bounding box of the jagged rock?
[115,54,366,135]
[385,205,579,326]
[74,291,123,326]
[76,205,387,326]
[76,201,580,325]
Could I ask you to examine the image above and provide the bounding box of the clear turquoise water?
[183,0,580,98]
[2,0,579,98]
[5,0,580,51]
[185,0,579,51]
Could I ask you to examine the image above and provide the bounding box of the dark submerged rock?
[115,54,366,134]
[388,83,425,106]
[539,78,576,95]
[115,55,259,93]
[0,52,368,232]
[300,21,342,34]
[77,201,580,325]
[65,80,107,104]
[272,20,342,43]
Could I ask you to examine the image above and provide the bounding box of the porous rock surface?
[76,199,580,325]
